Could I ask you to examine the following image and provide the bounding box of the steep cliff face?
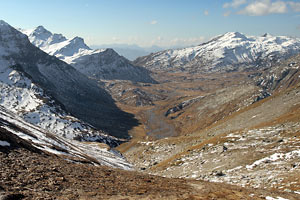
[22,26,156,83]
[1,20,138,138]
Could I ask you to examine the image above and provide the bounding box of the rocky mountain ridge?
[134,32,300,73]
[21,26,156,83]
[1,20,138,138]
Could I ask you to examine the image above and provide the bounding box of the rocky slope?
[1,20,138,138]
[21,26,155,83]
[0,63,122,146]
[0,105,132,169]
[135,32,300,73]
[121,54,300,197]
[1,126,298,199]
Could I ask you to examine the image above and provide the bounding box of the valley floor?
[113,67,300,199]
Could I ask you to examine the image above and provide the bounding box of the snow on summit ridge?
[135,31,300,73]
[22,25,155,83]
[23,26,89,57]
[0,20,9,27]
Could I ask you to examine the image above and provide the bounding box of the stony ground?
[1,146,300,200]
[122,85,300,196]
[117,62,300,199]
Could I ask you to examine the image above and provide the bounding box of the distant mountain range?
[20,26,156,83]
[90,44,164,61]
[135,32,300,73]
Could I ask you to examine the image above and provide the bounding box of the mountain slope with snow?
[21,26,155,83]
[134,32,300,73]
[0,64,122,146]
[0,105,132,169]
[1,20,138,138]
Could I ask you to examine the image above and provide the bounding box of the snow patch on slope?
[0,106,132,170]
[0,140,10,146]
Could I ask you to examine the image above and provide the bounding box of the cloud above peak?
[288,2,300,12]
[223,0,300,16]
[238,0,287,16]
[223,0,247,9]
[150,20,158,25]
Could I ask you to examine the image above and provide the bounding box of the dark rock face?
[0,20,138,138]
[0,194,25,200]
[23,26,157,84]
[252,54,300,100]
[71,48,157,83]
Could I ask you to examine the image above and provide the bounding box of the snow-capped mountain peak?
[262,33,273,38]
[221,31,248,40]
[0,21,29,59]
[64,36,90,51]
[22,25,156,83]
[0,20,10,30]
[0,20,27,41]
[135,32,300,73]
[32,25,52,39]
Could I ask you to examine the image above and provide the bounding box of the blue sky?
[1,0,300,47]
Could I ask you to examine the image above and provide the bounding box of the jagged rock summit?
[134,31,300,73]
[21,26,156,83]
[1,20,138,138]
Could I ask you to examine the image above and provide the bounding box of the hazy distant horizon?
[2,0,300,47]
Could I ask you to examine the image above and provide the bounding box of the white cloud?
[169,36,206,46]
[112,36,119,41]
[204,10,209,16]
[156,36,163,41]
[223,11,232,17]
[150,20,158,25]
[223,0,247,8]
[148,36,206,47]
[288,2,300,12]
[238,0,287,16]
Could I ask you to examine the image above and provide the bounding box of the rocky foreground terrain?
[1,130,299,200]
[116,54,300,199]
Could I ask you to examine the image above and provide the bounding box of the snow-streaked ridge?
[0,106,132,170]
[135,32,300,73]
[0,65,121,146]
[21,26,155,83]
